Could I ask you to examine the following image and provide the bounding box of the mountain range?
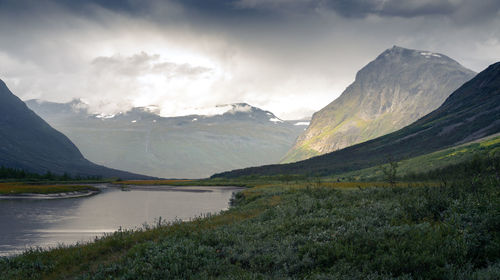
[282,46,476,163]
[214,61,500,178]
[0,80,151,179]
[26,101,307,178]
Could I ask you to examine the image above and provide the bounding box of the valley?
[1,31,499,279]
[26,101,306,178]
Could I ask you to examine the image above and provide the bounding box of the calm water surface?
[0,185,241,256]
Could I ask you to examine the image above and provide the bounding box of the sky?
[0,0,499,119]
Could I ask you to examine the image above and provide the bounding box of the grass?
[0,183,99,195]
[1,153,499,279]
[1,155,499,279]
[335,133,500,181]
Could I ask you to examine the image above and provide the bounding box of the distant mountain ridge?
[282,46,476,163]
[27,100,289,123]
[0,80,151,179]
[214,61,500,178]
[27,100,306,178]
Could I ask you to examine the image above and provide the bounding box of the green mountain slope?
[214,61,500,178]
[0,80,151,179]
[282,46,476,163]
[339,133,500,181]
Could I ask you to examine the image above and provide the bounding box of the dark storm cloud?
[325,0,456,18]
[3,0,498,26]
[231,0,500,22]
[0,0,135,14]
[0,0,264,21]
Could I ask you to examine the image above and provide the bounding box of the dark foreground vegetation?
[1,156,499,279]
[0,166,104,182]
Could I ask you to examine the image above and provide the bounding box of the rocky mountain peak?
[281,46,476,163]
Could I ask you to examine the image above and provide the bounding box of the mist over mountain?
[27,100,307,178]
[0,80,151,179]
[282,46,476,163]
[214,61,500,178]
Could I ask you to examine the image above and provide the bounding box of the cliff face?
[282,46,476,163]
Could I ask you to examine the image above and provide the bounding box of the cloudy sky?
[0,0,499,119]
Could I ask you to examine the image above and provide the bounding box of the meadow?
[1,153,499,279]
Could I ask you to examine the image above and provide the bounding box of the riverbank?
[1,172,499,279]
[0,183,100,198]
[0,189,100,199]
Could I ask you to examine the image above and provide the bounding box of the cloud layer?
[0,0,499,119]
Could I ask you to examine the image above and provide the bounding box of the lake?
[0,184,242,257]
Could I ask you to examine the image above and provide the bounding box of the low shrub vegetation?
[1,156,499,279]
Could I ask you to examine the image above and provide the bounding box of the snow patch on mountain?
[225,104,253,114]
[143,105,161,114]
[168,103,256,117]
[420,52,442,58]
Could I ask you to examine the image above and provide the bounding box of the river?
[0,184,242,256]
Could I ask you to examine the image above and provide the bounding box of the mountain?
[0,80,151,179]
[282,46,476,163]
[26,101,307,178]
[213,61,500,178]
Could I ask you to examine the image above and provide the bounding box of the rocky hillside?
[27,101,306,178]
[214,61,500,178]
[282,46,476,163]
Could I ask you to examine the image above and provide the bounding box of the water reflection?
[0,185,241,256]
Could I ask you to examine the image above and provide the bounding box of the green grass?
[336,133,500,181]
[1,156,499,279]
[0,183,99,195]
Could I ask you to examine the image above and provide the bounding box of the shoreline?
[0,190,100,200]
[114,185,245,193]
